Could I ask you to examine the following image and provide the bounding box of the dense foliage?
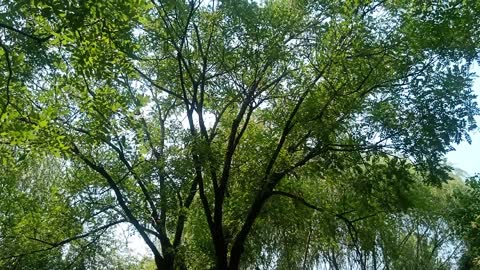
[1,0,480,269]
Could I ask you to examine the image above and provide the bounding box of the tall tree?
[1,0,480,269]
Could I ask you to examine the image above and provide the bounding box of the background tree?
[1,0,480,269]
[0,148,143,269]
[450,174,480,270]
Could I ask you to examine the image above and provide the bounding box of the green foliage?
[1,0,480,269]
[450,174,480,270]
[0,151,137,269]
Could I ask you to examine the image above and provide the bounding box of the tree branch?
[27,219,126,248]
[70,144,166,267]
[3,219,124,261]
[133,66,185,101]
[0,22,53,42]
[0,40,12,115]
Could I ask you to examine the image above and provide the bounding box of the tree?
[1,0,480,269]
[0,150,140,270]
[450,174,480,270]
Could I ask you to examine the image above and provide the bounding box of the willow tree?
[1,0,479,269]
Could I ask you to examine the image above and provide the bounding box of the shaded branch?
[70,144,166,267]
[133,66,185,101]
[0,40,12,114]
[3,219,124,261]
[270,190,325,212]
[0,22,53,42]
[27,219,126,248]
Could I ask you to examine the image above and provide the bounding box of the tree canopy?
[1,0,480,269]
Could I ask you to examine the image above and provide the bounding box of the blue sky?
[446,63,480,176]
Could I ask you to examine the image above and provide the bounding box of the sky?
[446,63,480,176]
